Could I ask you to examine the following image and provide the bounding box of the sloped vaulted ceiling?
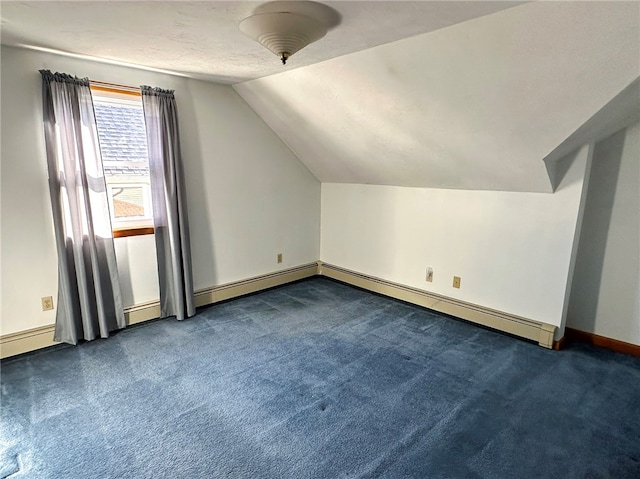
[235,2,640,193]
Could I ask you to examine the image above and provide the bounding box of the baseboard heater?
[1,260,554,358]
[0,262,318,359]
[317,262,555,349]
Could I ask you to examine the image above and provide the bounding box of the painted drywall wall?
[567,122,640,345]
[0,45,320,336]
[235,1,639,193]
[320,145,591,329]
[113,236,159,308]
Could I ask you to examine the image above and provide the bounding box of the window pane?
[91,87,153,230]
[112,186,145,218]
[93,101,148,164]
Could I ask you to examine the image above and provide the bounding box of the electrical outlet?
[41,296,54,311]
[426,267,433,282]
[452,276,461,289]
[277,253,283,264]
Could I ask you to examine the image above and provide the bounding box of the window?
[91,84,154,237]
[108,184,152,219]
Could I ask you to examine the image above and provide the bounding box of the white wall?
[321,145,591,330]
[567,122,640,345]
[113,236,160,308]
[0,45,320,336]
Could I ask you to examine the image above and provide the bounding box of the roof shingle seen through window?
[94,102,149,176]
[113,198,145,218]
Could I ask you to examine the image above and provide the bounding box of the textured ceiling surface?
[0,1,521,84]
[2,1,638,192]
[235,1,640,192]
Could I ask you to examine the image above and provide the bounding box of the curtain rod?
[90,80,141,96]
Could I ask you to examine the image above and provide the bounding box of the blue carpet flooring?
[2,277,640,478]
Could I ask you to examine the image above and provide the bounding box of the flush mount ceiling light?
[239,11,327,65]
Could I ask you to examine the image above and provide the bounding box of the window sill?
[113,227,155,238]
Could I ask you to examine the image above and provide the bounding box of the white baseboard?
[0,263,318,359]
[194,263,318,307]
[0,325,58,359]
[0,303,167,359]
[1,260,555,359]
[317,262,556,348]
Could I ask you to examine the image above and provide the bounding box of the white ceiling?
[0,1,523,84]
[235,1,640,192]
[2,1,638,192]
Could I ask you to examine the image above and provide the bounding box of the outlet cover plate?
[41,296,54,311]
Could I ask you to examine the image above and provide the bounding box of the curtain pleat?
[140,86,195,320]
[40,70,125,344]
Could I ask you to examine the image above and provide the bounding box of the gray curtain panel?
[140,86,195,320]
[40,70,126,344]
